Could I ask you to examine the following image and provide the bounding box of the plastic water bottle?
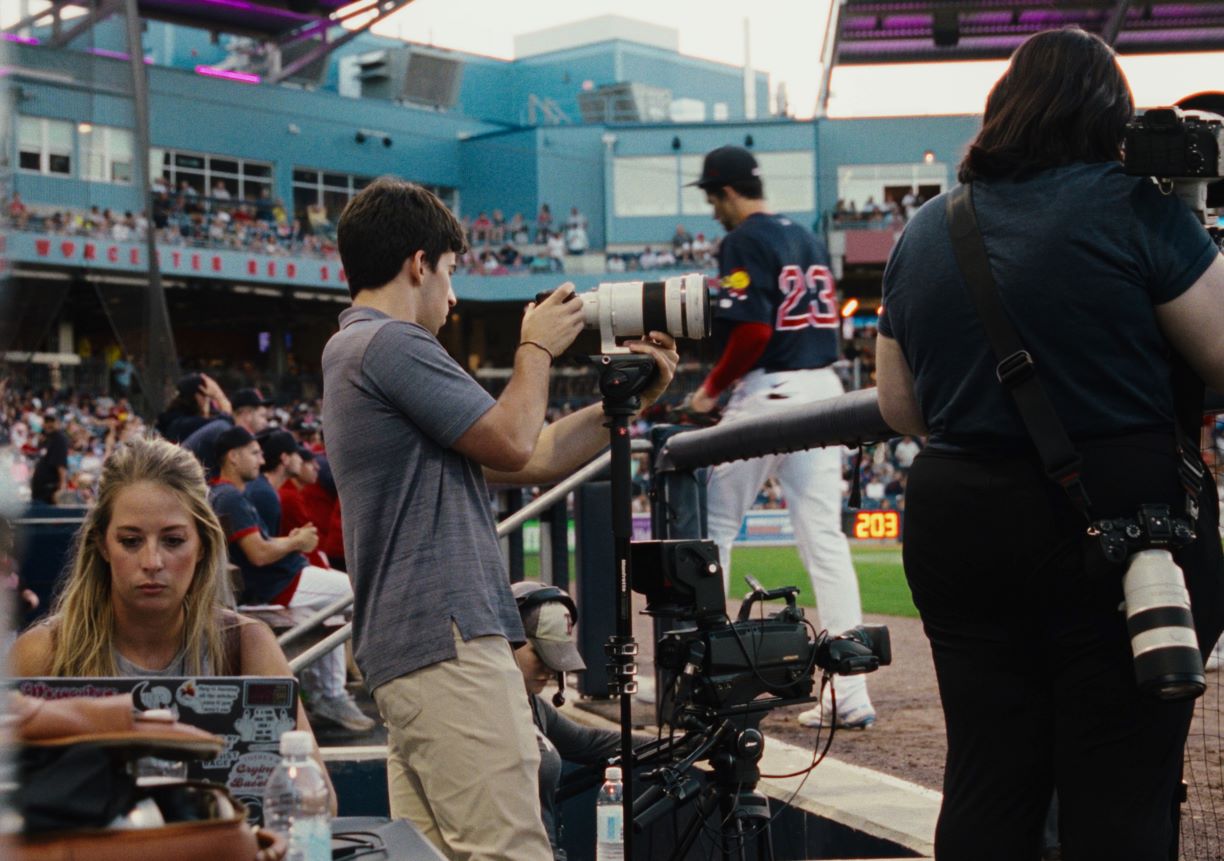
[263,730,332,861]
[596,765,624,861]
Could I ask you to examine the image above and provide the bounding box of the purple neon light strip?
[86,47,154,62]
[150,0,315,21]
[2,33,40,45]
[195,64,261,83]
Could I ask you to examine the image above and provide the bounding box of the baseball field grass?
[524,544,917,618]
[727,544,917,618]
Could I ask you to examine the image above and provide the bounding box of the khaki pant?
[373,627,552,861]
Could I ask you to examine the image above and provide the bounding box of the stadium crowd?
[7,193,722,277]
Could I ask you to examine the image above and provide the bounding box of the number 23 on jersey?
[776,265,837,331]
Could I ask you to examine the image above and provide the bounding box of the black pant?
[903,434,1222,861]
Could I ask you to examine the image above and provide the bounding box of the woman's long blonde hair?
[48,436,234,676]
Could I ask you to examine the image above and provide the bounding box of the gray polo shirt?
[321,306,525,691]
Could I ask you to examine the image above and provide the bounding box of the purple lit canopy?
[833,0,1224,64]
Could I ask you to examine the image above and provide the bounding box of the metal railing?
[287,439,651,672]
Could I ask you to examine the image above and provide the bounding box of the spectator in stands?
[278,446,330,569]
[565,222,589,256]
[244,429,301,534]
[535,203,553,243]
[29,410,69,505]
[901,188,919,221]
[182,387,272,479]
[210,180,231,203]
[606,254,626,273]
[509,212,530,245]
[306,201,330,236]
[208,426,373,732]
[111,211,134,242]
[639,246,658,270]
[155,373,230,443]
[565,205,587,233]
[152,189,172,231]
[9,437,337,807]
[546,230,566,272]
[672,224,693,262]
[490,209,507,244]
[471,211,492,245]
[7,192,29,229]
[691,232,712,267]
[299,454,345,570]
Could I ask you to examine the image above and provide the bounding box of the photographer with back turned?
[684,145,875,731]
[876,29,1224,861]
[321,178,677,861]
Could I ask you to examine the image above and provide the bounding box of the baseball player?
[685,145,875,729]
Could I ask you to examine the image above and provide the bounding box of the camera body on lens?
[631,539,890,727]
[1124,105,1224,237]
[1089,504,1205,701]
[1124,106,1224,180]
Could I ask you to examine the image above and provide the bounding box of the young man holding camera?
[322,178,677,860]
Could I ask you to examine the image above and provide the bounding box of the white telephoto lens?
[1122,549,1204,700]
[586,273,710,353]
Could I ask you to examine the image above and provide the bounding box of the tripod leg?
[668,784,721,861]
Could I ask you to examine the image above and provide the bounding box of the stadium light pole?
[601,132,617,250]
[122,0,177,416]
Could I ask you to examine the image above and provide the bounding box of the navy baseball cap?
[232,388,273,409]
[215,425,257,459]
[688,146,760,190]
[258,429,298,467]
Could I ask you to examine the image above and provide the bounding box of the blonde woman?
[9,437,336,808]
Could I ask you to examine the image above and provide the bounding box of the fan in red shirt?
[279,446,345,570]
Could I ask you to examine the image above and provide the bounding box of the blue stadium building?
[0,8,976,405]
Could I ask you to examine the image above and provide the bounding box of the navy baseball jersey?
[713,212,839,371]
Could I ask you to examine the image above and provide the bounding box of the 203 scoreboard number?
[852,510,900,540]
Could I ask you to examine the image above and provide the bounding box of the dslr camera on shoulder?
[1124,104,1224,236]
[1089,504,1205,701]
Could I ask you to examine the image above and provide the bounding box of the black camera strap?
[944,183,1094,520]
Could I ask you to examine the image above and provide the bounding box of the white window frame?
[151,148,274,199]
[81,125,134,184]
[18,117,73,176]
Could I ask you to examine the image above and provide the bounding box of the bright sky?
[363,0,1224,118]
[4,0,1221,117]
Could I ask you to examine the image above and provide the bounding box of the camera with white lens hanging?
[1089,504,1205,701]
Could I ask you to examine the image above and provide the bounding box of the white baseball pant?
[705,367,871,710]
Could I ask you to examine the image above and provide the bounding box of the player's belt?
[758,364,832,374]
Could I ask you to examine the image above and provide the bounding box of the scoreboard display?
[843,509,902,541]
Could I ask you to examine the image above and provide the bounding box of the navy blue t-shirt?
[712,211,839,371]
[880,162,1218,448]
[245,473,281,535]
[207,480,304,604]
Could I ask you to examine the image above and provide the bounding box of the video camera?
[631,539,890,728]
